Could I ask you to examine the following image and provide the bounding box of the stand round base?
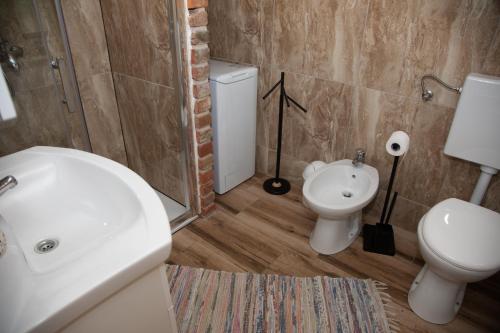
[263,178,290,195]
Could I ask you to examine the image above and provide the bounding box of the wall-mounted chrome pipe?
[421,74,462,102]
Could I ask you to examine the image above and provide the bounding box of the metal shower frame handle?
[421,74,462,102]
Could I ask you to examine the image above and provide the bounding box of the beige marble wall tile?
[398,0,470,107]
[4,58,54,93]
[398,102,455,206]
[266,69,352,162]
[62,0,112,76]
[0,0,90,156]
[266,149,308,185]
[305,0,369,85]
[482,20,500,75]
[348,87,418,189]
[62,0,128,164]
[100,0,175,87]
[271,0,307,72]
[0,100,37,155]
[267,70,309,157]
[79,72,128,165]
[256,145,268,175]
[37,0,65,57]
[467,0,500,75]
[0,0,39,38]
[437,157,480,203]
[208,0,500,221]
[257,65,272,149]
[363,188,429,233]
[400,0,500,108]
[0,0,54,92]
[0,86,70,155]
[113,73,184,203]
[389,196,429,232]
[484,176,500,212]
[358,0,417,94]
[260,0,274,64]
[62,110,89,151]
[209,0,262,65]
[360,0,500,108]
[263,69,352,182]
[293,76,352,163]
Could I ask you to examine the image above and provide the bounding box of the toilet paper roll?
[386,131,410,156]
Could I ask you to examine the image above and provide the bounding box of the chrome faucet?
[0,176,17,196]
[352,149,366,167]
[0,38,23,72]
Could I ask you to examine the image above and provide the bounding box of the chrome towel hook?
[421,74,462,102]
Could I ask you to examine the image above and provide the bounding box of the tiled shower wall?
[100,0,185,204]
[209,0,500,232]
[63,0,215,214]
[63,0,185,204]
[0,0,88,155]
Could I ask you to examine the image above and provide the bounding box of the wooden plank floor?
[168,175,500,332]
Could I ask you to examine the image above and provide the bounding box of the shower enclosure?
[0,0,194,230]
[0,0,90,154]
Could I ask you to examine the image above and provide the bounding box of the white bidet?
[302,159,379,254]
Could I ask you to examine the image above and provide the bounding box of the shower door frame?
[167,0,199,230]
[54,0,199,229]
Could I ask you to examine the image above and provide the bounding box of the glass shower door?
[0,0,89,156]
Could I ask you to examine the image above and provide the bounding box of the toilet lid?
[422,198,500,272]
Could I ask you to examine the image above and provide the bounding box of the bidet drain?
[342,191,353,198]
[34,239,59,254]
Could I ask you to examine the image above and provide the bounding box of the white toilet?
[408,198,500,324]
[302,159,379,255]
[407,74,500,324]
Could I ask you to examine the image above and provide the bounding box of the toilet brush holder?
[363,192,398,256]
[363,223,395,256]
[363,156,400,256]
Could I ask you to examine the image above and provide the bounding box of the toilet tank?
[444,73,500,170]
[209,60,258,194]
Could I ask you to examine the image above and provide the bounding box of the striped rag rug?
[166,265,398,333]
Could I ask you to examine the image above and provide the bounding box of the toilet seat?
[421,198,500,272]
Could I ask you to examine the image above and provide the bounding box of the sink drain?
[342,191,353,198]
[34,239,59,254]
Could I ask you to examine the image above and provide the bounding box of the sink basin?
[0,147,172,333]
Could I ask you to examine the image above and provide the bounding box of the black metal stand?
[262,72,307,195]
[363,155,400,256]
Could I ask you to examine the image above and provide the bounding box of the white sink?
[0,147,172,333]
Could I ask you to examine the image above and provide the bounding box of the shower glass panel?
[100,0,192,224]
[1,0,193,228]
[0,0,90,156]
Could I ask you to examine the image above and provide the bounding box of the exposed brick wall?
[185,0,215,216]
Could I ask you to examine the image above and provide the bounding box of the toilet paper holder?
[421,74,462,102]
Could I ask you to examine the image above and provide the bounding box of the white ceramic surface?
[422,198,500,272]
[444,73,500,170]
[210,59,258,194]
[303,159,379,218]
[408,199,500,324]
[302,159,379,254]
[0,147,171,333]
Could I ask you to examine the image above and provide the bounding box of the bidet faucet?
[352,149,366,167]
[0,176,17,196]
